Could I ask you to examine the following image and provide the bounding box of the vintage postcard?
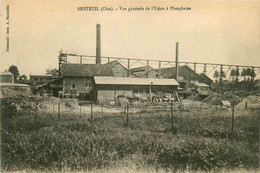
[0,0,259,172]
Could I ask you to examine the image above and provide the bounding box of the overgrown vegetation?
[1,104,259,172]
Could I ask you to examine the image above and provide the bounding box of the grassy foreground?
[1,107,259,172]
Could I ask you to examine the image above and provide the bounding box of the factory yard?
[1,86,259,172]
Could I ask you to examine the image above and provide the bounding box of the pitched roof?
[0,71,13,76]
[199,73,213,84]
[157,65,204,80]
[94,76,179,86]
[106,60,138,77]
[61,64,114,77]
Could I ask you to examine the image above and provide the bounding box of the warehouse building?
[94,76,179,101]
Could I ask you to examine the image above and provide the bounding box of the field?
[1,103,259,172]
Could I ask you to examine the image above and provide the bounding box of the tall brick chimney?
[96,24,101,64]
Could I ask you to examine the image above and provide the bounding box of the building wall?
[178,67,203,89]
[96,84,177,101]
[63,77,94,96]
[111,63,136,77]
[131,67,164,78]
[97,90,133,101]
[0,75,13,83]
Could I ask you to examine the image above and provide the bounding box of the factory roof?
[156,65,203,79]
[199,73,213,84]
[94,76,179,86]
[61,64,114,77]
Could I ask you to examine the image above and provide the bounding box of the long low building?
[94,76,179,101]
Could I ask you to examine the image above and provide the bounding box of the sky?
[1,0,260,76]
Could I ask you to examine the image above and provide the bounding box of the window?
[72,84,76,88]
[86,81,91,87]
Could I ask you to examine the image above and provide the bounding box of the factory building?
[158,65,211,89]
[130,66,164,78]
[61,63,113,100]
[60,63,179,101]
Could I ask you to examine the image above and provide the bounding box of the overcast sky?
[1,0,259,76]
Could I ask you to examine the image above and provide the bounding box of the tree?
[8,65,19,82]
[213,70,219,82]
[241,69,247,81]
[46,68,59,78]
[230,69,236,81]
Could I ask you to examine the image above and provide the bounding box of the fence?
[30,100,259,136]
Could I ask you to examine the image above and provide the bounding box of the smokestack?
[96,24,101,64]
[175,42,179,81]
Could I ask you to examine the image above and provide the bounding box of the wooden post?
[180,113,182,132]
[58,103,60,121]
[80,106,81,114]
[165,104,167,113]
[35,102,38,118]
[91,103,93,124]
[245,102,247,110]
[201,103,202,111]
[53,103,54,112]
[231,101,235,134]
[126,103,129,127]
[101,104,104,117]
[127,59,130,77]
[171,101,173,130]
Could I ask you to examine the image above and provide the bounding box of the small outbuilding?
[0,71,14,83]
[192,82,210,94]
[221,100,231,108]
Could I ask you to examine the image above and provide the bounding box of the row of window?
[31,77,52,81]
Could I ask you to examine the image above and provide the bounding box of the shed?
[221,101,231,108]
[0,71,14,83]
[193,83,210,94]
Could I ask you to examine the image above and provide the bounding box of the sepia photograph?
[0,0,259,172]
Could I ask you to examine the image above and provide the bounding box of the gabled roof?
[61,64,114,77]
[156,65,204,80]
[94,76,179,86]
[0,71,13,76]
[130,66,151,71]
[106,60,138,77]
[130,66,162,78]
[199,73,213,84]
